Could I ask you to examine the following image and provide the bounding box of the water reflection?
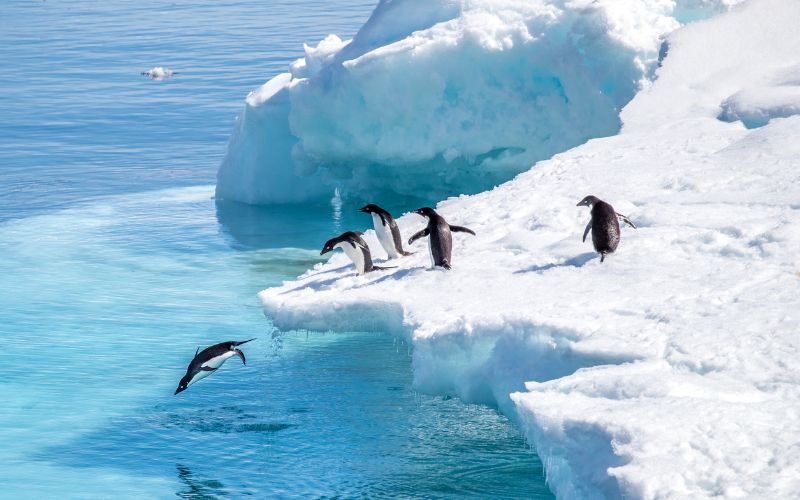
[176,464,228,499]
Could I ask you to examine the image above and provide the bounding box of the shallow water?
[0,0,552,497]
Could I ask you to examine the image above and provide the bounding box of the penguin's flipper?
[200,366,217,371]
[583,221,592,242]
[234,349,246,366]
[450,225,476,236]
[617,213,637,229]
[408,228,429,245]
[232,338,256,346]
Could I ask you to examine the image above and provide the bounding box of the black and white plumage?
[321,231,394,275]
[175,339,255,395]
[408,207,475,270]
[576,195,637,262]
[359,204,413,259]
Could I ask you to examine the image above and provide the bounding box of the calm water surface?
[0,1,552,497]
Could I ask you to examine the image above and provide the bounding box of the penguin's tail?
[441,261,452,270]
[233,338,257,346]
[372,265,397,271]
[401,250,415,256]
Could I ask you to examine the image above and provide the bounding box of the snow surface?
[257,0,800,497]
[217,0,741,205]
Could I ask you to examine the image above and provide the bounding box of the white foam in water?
[258,0,800,497]
[217,0,742,204]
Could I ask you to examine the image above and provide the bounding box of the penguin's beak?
[320,247,330,255]
[174,386,185,395]
[358,206,369,213]
[413,208,424,215]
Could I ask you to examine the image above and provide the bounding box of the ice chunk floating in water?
[141,67,177,80]
[217,0,740,205]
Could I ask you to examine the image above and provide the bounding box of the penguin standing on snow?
[359,204,413,259]
[175,339,256,395]
[576,195,637,262]
[321,231,395,275]
[408,207,475,270]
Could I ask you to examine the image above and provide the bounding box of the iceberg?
[217,0,739,205]
[256,0,800,497]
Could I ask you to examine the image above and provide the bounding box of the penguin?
[576,195,637,262]
[358,204,413,259]
[408,207,475,270]
[175,338,255,395]
[321,231,395,275]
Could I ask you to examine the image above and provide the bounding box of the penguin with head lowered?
[321,231,395,276]
[408,207,475,270]
[175,339,255,395]
[359,204,413,259]
[576,195,637,262]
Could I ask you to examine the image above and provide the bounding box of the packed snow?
[217,0,741,205]
[255,0,800,497]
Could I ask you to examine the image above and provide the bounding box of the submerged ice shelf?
[257,0,800,497]
[217,0,741,205]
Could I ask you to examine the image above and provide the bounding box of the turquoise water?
[0,1,552,497]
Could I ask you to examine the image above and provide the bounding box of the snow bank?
[217,0,741,205]
[258,0,800,497]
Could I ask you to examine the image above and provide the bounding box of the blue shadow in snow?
[513,252,596,274]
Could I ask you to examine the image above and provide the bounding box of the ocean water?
[0,1,552,498]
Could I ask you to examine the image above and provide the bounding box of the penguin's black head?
[414,207,436,218]
[174,375,190,395]
[359,204,380,214]
[320,236,340,255]
[577,195,600,208]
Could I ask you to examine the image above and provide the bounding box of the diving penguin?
[408,207,475,270]
[576,195,637,262]
[174,339,255,395]
[321,231,395,276]
[359,204,413,259]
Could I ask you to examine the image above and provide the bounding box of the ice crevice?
[255,0,800,497]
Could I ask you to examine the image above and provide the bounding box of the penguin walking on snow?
[321,231,395,275]
[359,204,414,259]
[576,195,637,262]
[175,339,255,395]
[408,207,475,270]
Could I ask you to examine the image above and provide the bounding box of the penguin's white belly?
[371,214,398,259]
[187,368,214,386]
[201,351,235,370]
[337,241,366,274]
[428,238,435,268]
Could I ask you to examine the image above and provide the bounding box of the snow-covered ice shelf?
[256,0,800,497]
[217,0,741,205]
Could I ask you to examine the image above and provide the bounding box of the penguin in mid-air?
[576,195,637,262]
[174,339,255,395]
[321,231,395,275]
[359,204,413,259]
[408,207,475,270]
